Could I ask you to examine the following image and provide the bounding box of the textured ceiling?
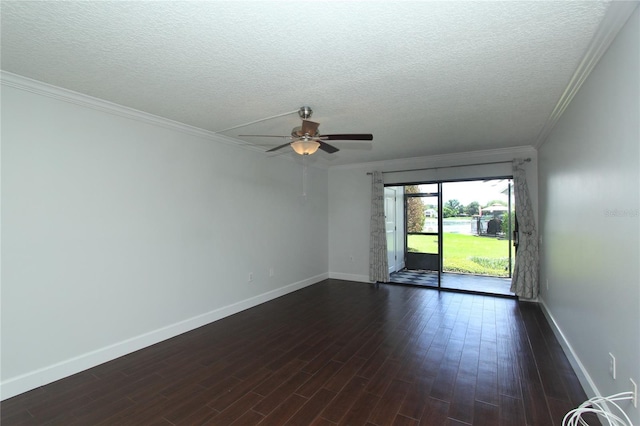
[1,1,614,165]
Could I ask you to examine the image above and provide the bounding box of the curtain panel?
[369,171,389,282]
[510,160,539,298]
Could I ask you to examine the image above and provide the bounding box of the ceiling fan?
[239,106,373,155]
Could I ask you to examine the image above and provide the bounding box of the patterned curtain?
[369,171,389,283]
[510,160,539,298]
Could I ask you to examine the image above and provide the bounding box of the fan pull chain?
[302,155,308,197]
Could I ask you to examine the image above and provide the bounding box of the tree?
[465,201,480,216]
[501,211,516,234]
[405,185,425,233]
[445,199,461,210]
[442,206,457,218]
[444,199,463,217]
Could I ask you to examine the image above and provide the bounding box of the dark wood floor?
[1,279,594,425]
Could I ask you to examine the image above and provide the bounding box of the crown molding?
[0,71,264,153]
[329,146,537,171]
[0,71,538,172]
[535,1,639,148]
[0,71,333,169]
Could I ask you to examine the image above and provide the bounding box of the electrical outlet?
[248,272,253,282]
[269,267,274,277]
[608,353,616,379]
[546,279,549,290]
[631,378,637,408]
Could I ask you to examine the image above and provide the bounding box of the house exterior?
[425,208,437,218]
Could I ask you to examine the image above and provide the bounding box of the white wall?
[0,77,329,399]
[328,168,373,282]
[538,6,639,423]
[328,147,537,283]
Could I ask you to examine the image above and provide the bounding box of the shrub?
[501,212,515,234]
[469,256,509,270]
[443,257,509,277]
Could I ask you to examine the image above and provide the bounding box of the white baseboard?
[328,272,373,283]
[0,273,327,401]
[538,296,600,398]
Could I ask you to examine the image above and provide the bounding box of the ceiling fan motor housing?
[291,126,319,138]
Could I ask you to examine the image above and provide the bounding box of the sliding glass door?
[440,179,514,294]
[391,178,515,296]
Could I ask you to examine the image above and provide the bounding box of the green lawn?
[408,233,512,277]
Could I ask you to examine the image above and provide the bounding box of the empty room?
[1,2,638,425]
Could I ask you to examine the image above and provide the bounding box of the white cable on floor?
[562,392,635,426]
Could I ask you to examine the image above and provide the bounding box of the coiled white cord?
[562,392,635,426]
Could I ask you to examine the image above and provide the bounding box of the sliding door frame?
[402,183,442,287]
[390,175,514,291]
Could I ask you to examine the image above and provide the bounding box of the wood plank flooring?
[1,280,594,425]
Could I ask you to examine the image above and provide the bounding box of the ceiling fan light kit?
[240,106,373,156]
[291,140,320,155]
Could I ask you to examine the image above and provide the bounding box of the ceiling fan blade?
[238,134,290,138]
[266,142,293,153]
[318,141,339,154]
[301,120,320,136]
[321,134,373,141]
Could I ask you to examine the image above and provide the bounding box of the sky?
[419,179,511,207]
